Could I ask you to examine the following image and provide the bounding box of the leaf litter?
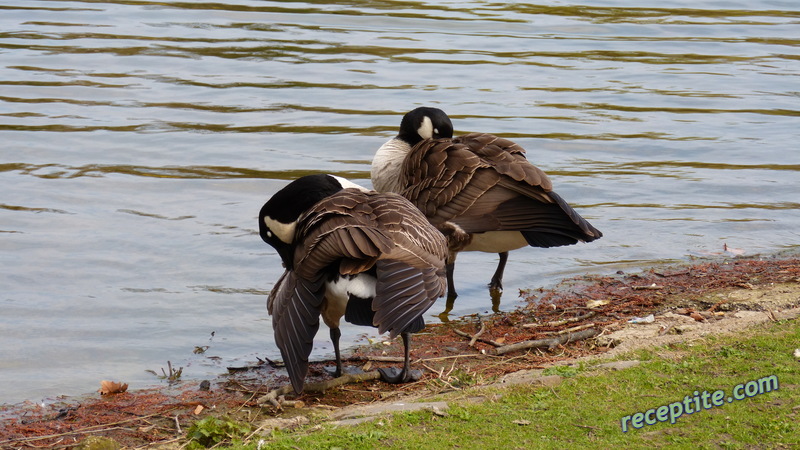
[1,255,799,448]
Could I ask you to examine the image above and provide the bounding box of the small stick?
[632,284,662,290]
[493,329,599,356]
[454,329,503,347]
[523,311,596,328]
[417,354,491,362]
[347,355,405,363]
[469,318,486,347]
[421,363,443,377]
[257,370,382,407]
[557,322,596,335]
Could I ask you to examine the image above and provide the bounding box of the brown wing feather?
[293,190,393,278]
[294,189,447,276]
[400,140,482,220]
[368,195,447,336]
[454,132,552,190]
[399,133,555,223]
[372,259,445,338]
[267,270,325,394]
[371,193,449,270]
[398,132,600,243]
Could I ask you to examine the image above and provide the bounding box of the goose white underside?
[462,230,529,253]
[322,274,378,328]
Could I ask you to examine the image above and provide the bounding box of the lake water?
[1,0,799,406]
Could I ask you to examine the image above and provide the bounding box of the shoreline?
[2,253,798,448]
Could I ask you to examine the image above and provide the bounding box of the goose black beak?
[274,241,294,270]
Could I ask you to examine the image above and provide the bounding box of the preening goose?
[259,174,447,394]
[371,107,602,302]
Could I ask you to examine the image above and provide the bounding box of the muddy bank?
[1,255,798,448]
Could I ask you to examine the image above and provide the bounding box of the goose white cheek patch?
[263,216,296,244]
[417,116,434,139]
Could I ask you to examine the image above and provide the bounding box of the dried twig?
[416,354,490,363]
[469,318,486,347]
[767,309,778,322]
[347,355,405,363]
[257,371,382,408]
[453,329,503,347]
[421,363,443,377]
[493,329,599,356]
[632,284,662,291]
[523,311,596,328]
[556,322,596,335]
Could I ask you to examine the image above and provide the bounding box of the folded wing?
[267,270,326,394]
[398,132,601,244]
[372,259,445,337]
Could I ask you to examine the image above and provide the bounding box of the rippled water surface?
[2,0,799,405]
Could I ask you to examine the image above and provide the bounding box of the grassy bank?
[193,316,799,449]
[3,258,797,448]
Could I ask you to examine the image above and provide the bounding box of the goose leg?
[378,332,421,383]
[330,327,343,377]
[489,252,508,293]
[439,223,469,301]
[446,261,458,301]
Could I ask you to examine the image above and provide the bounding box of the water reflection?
[0,162,370,180]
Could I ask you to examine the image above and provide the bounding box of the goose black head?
[397,107,454,147]
[259,174,353,268]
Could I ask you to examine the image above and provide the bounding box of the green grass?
[185,416,252,449]
[194,319,800,449]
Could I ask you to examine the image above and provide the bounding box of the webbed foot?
[324,365,364,377]
[377,367,422,384]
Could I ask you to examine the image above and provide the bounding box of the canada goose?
[259,174,447,394]
[371,107,602,302]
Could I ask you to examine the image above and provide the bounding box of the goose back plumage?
[264,181,447,393]
[396,131,601,248]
